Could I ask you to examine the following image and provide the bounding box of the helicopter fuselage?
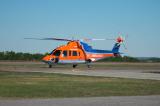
[42,41,117,66]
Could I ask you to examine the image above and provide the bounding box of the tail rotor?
[116,33,128,50]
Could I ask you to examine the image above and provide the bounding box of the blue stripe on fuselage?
[80,42,114,54]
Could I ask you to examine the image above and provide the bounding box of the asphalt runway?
[0,96,160,106]
[44,69,160,80]
[0,62,160,80]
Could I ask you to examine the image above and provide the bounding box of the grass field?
[0,71,160,98]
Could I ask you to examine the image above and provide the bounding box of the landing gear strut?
[87,64,91,68]
[86,59,91,68]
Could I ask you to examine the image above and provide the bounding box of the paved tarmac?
[0,62,160,80]
[47,69,160,80]
[0,96,160,106]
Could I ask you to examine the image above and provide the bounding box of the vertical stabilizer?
[112,36,123,53]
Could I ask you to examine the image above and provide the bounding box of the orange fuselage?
[42,41,114,64]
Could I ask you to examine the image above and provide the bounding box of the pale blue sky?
[0,0,160,57]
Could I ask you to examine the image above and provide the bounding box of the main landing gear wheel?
[73,64,77,68]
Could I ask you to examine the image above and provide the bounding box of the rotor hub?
[116,36,123,43]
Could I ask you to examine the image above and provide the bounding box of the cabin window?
[53,50,61,56]
[69,50,72,56]
[72,51,77,56]
[62,50,68,57]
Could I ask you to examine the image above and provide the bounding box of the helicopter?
[26,36,126,68]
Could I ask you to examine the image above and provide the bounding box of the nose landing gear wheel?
[49,65,52,68]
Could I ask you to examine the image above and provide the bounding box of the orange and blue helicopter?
[26,36,126,68]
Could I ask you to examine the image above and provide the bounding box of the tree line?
[0,51,160,62]
[0,51,45,61]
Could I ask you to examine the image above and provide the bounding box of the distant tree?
[148,57,160,62]
[0,52,5,60]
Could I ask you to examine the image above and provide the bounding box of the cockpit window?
[50,49,55,55]
[53,50,61,56]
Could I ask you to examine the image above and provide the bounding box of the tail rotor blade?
[122,43,127,50]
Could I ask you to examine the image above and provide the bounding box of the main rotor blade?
[92,38,115,41]
[82,38,115,41]
[24,38,72,41]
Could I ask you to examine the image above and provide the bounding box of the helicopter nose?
[42,55,51,62]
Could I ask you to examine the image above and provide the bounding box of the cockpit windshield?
[52,50,61,56]
[50,49,55,55]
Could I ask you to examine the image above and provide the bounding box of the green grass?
[0,71,160,98]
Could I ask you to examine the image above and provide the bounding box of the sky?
[0,0,160,57]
